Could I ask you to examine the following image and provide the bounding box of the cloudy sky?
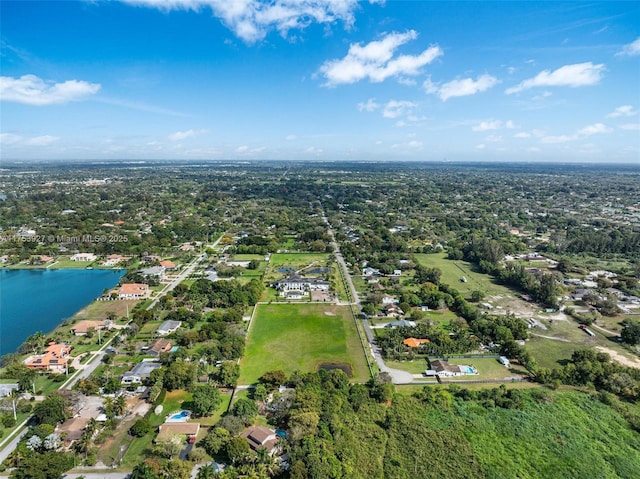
[1,0,639,162]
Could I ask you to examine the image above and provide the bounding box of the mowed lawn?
[414,253,512,297]
[239,304,369,384]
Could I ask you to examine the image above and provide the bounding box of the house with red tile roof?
[403,338,431,348]
[160,260,177,270]
[116,283,149,299]
[241,426,279,455]
[24,342,71,373]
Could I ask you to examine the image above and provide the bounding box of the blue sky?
[1,0,639,162]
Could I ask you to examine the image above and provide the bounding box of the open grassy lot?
[446,357,528,379]
[239,303,369,384]
[268,253,329,269]
[73,299,139,320]
[414,253,513,297]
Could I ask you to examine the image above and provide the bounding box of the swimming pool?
[461,366,476,374]
[166,410,191,422]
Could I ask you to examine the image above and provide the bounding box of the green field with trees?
[239,304,369,384]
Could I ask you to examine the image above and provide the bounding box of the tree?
[470,290,485,302]
[252,383,268,402]
[130,418,152,437]
[215,361,240,388]
[226,436,251,465]
[9,451,73,479]
[259,370,287,389]
[129,462,159,479]
[192,384,221,417]
[33,395,66,425]
[621,319,640,345]
[201,427,230,456]
[159,459,191,479]
[232,398,259,425]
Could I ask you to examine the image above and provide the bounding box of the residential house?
[71,319,112,336]
[117,283,150,299]
[121,360,162,384]
[157,320,182,336]
[381,295,398,305]
[403,338,431,348]
[0,383,19,397]
[272,274,330,297]
[386,319,416,329]
[70,253,97,262]
[383,304,404,318]
[139,266,165,280]
[56,417,90,447]
[24,342,71,373]
[362,267,380,277]
[156,422,200,443]
[103,254,127,266]
[147,338,172,356]
[241,426,279,455]
[426,359,477,377]
[160,260,177,270]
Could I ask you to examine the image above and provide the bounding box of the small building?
[24,342,71,373]
[139,266,165,280]
[71,319,112,336]
[70,253,97,262]
[241,426,279,455]
[427,359,477,378]
[499,356,510,367]
[272,274,330,297]
[156,422,200,443]
[386,319,416,329]
[160,260,177,270]
[403,338,431,348]
[0,383,19,397]
[122,360,162,384]
[56,417,90,447]
[157,320,182,336]
[381,295,398,305]
[147,338,172,356]
[117,283,150,299]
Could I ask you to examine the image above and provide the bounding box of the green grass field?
[414,253,513,297]
[268,253,329,269]
[239,303,370,384]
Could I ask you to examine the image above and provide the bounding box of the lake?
[0,269,124,356]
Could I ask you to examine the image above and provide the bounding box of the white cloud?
[0,74,100,105]
[472,120,502,131]
[236,145,250,153]
[0,133,23,145]
[540,122,612,144]
[513,132,531,138]
[357,98,380,112]
[472,119,516,131]
[475,144,486,150]
[24,135,59,146]
[382,100,416,119]
[305,146,323,154]
[619,123,640,131]
[485,134,503,143]
[425,74,498,101]
[505,62,604,94]
[121,0,360,44]
[606,105,637,118]
[319,30,442,86]
[577,123,612,136]
[167,129,206,141]
[285,134,297,140]
[616,36,640,57]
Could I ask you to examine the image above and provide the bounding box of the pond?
[307,267,332,274]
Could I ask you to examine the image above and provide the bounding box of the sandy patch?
[596,346,640,369]
[324,312,336,316]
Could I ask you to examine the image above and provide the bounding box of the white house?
[121,360,162,384]
[157,320,182,336]
[71,253,97,262]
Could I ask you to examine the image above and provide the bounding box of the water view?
[0,269,124,356]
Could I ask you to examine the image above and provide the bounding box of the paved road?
[321,210,416,384]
